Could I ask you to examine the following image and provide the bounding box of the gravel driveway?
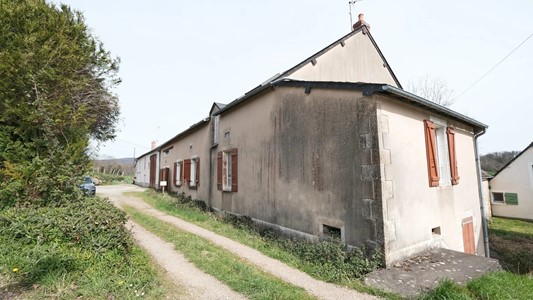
[98,184,378,300]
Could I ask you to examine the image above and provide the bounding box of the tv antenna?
[349,0,363,30]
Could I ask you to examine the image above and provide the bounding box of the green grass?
[467,271,533,300]
[489,217,533,274]
[418,272,533,300]
[0,238,170,299]
[126,190,400,299]
[0,197,175,299]
[124,205,315,300]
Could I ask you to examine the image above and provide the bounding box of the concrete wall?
[160,123,211,202]
[374,95,484,265]
[210,87,382,248]
[490,147,533,220]
[286,32,398,87]
[481,180,492,221]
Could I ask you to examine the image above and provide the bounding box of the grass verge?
[0,197,171,299]
[126,190,400,299]
[489,217,533,274]
[124,205,315,300]
[418,272,533,300]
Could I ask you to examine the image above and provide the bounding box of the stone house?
[135,26,488,265]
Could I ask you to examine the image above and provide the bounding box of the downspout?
[474,127,490,257]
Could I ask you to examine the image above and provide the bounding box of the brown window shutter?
[196,158,200,186]
[173,162,177,186]
[217,152,222,190]
[447,127,460,185]
[424,120,440,187]
[231,148,238,192]
[184,159,191,186]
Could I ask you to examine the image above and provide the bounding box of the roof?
[136,117,210,159]
[214,26,401,117]
[214,79,487,132]
[490,142,533,179]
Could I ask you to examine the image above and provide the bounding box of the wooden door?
[149,154,157,188]
[462,216,475,254]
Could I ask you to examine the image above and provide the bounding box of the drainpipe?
[474,127,490,257]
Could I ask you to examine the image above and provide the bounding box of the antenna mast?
[348,0,363,30]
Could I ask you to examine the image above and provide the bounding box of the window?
[173,160,183,187]
[190,158,198,187]
[184,157,200,188]
[492,192,518,205]
[492,192,504,203]
[217,148,238,192]
[213,115,220,145]
[424,119,459,187]
[323,224,341,239]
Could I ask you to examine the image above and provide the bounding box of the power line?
[454,32,533,101]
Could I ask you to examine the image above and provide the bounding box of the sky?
[52,0,533,158]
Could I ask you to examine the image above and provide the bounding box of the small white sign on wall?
[160,181,167,187]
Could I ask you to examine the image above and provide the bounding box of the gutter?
[474,127,490,257]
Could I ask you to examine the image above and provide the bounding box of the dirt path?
[99,184,378,300]
[99,185,246,300]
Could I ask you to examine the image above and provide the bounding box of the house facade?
[489,142,533,221]
[134,27,488,266]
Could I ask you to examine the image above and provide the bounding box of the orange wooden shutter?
[173,162,177,186]
[217,152,222,190]
[184,159,191,186]
[447,127,460,185]
[424,120,439,187]
[231,148,238,192]
[196,158,200,186]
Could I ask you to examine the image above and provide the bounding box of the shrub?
[0,197,131,254]
[216,210,382,281]
[274,238,382,281]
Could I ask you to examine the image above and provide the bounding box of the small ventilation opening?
[432,226,441,236]
[323,224,341,239]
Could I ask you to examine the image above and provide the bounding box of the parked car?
[80,176,96,196]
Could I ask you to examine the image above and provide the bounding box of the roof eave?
[380,85,488,132]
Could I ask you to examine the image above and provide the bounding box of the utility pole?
[348,0,363,30]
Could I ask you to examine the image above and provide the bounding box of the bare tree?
[406,75,454,107]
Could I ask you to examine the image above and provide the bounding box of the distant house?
[135,26,488,266]
[489,142,533,221]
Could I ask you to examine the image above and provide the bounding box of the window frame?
[189,157,199,188]
[424,118,459,187]
[174,160,183,187]
[217,148,238,192]
[213,115,220,145]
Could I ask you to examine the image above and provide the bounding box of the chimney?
[151,140,157,150]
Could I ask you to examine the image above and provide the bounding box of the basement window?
[432,226,441,236]
[323,224,341,239]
